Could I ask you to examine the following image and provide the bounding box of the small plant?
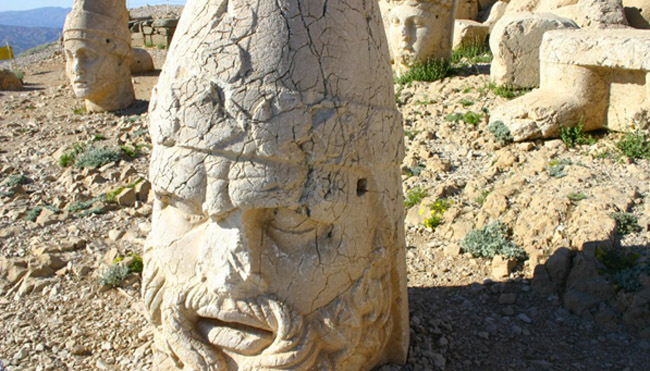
[120,145,138,158]
[157,43,167,50]
[405,163,426,177]
[4,174,29,187]
[446,112,463,123]
[93,134,107,141]
[404,129,420,141]
[546,159,572,178]
[596,246,647,292]
[451,40,492,65]
[75,146,123,169]
[461,221,526,261]
[72,106,87,115]
[459,98,474,107]
[58,142,87,168]
[567,192,588,202]
[423,198,452,231]
[488,121,513,146]
[616,130,650,160]
[404,187,428,208]
[104,186,126,203]
[475,188,493,206]
[559,124,595,148]
[100,263,130,287]
[462,111,482,126]
[487,83,531,99]
[25,207,43,222]
[114,253,144,274]
[610,212,642,235]
[395,58,453,85]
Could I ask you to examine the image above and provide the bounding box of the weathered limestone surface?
[130,47,154,74]
[453,20,489,50]
[63,0,135,112]
[384,0,457,76]
[491,29,650,141]
[483,1,509,29]
[504,0,629,28]
[144,0,409,370]
[489,12,578,88]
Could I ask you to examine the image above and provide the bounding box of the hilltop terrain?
[0,24,649,371]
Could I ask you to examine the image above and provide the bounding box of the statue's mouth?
[195,308,275,355]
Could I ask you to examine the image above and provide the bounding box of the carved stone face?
[144,0,408,369]
[64,39,121,100]
[388,4,438,67]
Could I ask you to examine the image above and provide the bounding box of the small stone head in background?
[63,0,134,112]
[385,0,457,75]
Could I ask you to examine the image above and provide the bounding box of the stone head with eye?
[62,0,134,112]
[144,0,409,369]
[385,0,457,76]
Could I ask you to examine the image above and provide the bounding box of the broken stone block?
[115,187,136,207]
[453,20,489,50]
[492,255,516,279]
[489,12,578,88]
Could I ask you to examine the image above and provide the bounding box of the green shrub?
[404,187,428,208]
[488,121,513,146]
[462,111,482,126]
[567,192,588,202]
[4,174,29,187]
[546,159,572,178]
[475,188,493,206]
[610,212,642,235]
[423,198,452,231]
[459,99,474,107]
[451,41,492,65]
[25,207,43,222]
[120,145,138,158]
[488,83,531,99]
[75,146,123,169]
[405,164,426,177]
[58,143,87,167]
[616,130,650,160]
[113,252,144,274]
[462,221,526,261]
[559,124,595,148]
[596,246,647,292]
[395,58,453,85]
[100,263,130,287]
[404,129,419,140]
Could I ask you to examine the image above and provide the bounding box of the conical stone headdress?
[63,0,131,57]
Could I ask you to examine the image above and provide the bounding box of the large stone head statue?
[144,0,409,369]
[63,0,134,112]
[385,0,457,75]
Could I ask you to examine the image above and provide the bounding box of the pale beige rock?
[491,29,650,141]
[130,48,155,74]
[144,0,408,369]
[384,0,458,76]
[0,70,22,90]
[624,0,650,28]
[489,12,578,88]
[63,0,135,112]
[505,0,628,28]
[483,1,509,30]
[453,20,490,50]
[492,255,516,279]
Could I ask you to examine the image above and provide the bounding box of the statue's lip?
[195,307,275,355]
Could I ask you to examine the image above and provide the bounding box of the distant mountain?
[0,24,60,55]
[0,7,70,29]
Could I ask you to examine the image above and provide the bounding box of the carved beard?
[142,249,394,370]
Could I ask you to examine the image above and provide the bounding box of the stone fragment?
[444,243,462,256]
[144,0,409,369]
[624,0,650,28]
[134,179,151,202]
[115,187,136,207]
[453,20,489,50]
[491,255,516,279]
[505,0,628,29]
[490,29,650,141]
[489,12,578,88]
[545,247,572,286]
[384,0,458,76]
[63,0,135,112]
[483,1,508,30]
[0,70,22,90]
[108,229,124,241]
[130,47,155,74]
[36,208,58,226]
[499,293,517,305]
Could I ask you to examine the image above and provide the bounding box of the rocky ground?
[1,31,649,371]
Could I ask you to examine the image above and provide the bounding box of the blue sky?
[0,0,186,12]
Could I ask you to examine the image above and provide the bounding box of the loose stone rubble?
[144,0,408,369]
[63,0,135,112]
[491,28,650,141]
